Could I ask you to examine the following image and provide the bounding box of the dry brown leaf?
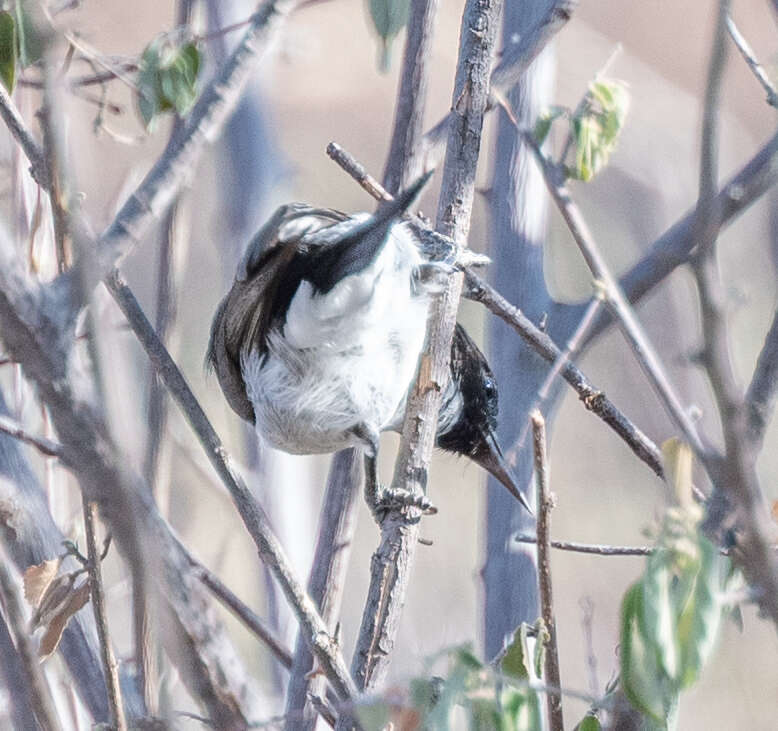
[23,558,62,609]
[38,579,91,660]
[30,570,78,631]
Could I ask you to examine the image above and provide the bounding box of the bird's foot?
[371,487,438,523]
[363,452,437,524]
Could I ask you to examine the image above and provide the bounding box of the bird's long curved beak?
[475,431,533,515]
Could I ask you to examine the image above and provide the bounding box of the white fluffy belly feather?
[241,223,437,454]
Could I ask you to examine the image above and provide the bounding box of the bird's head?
[437,325,532,514]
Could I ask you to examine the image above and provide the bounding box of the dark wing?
[206,204,347,423]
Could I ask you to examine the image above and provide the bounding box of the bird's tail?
[306,171,434,293]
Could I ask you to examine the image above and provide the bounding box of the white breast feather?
[242,222,441,454]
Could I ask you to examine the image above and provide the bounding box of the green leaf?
[571,115,598,182]
[469,698,502,731]
[532,619,548,679]
[577,714,602,731]
[354,701,391,731]
[620,582,675,724]
[456,646,485,671]
[137,38,201,129]
[368,0,410,72]
[568,77,629,182]
[13,1,44,68]
[533,105,566,145]
[675,537,723,688]
[641,551,680,682]
[500,625,531,680]
[0,11,17,93]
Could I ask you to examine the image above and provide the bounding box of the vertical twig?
[346,0,504,704]
[531,410,563,731]
[0,546,63,731]
[381,0,439,194]
[136,3,193,713]
[285,450,361,729]
[82,498,127,731]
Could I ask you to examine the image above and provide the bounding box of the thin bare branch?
[512,297,603,458]
[381,0,439,194]
[286,450,361,729]
[104,272,356,702]
[514,535,653,556]
[82,498,127,731]
[523,132,709,462]
[726,15,778,107]
[466,271,665,478]
[514,533,758,557]
[0,83,48,187]
[187,553,294,671]
[531,411,563,731]
[745,306,778,449]
[0,414,65,459]
[0,546,63,731]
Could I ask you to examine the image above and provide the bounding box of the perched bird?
[207,174,531,517]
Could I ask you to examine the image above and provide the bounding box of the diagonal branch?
[93,0,305,283]
[584,130,778,345]
[745,306,778,449]
[105,272,356,702]
[726,14,778,107]
[0,414,65,460]
[522,132,710,464]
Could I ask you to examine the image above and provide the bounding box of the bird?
[206,173,531,519]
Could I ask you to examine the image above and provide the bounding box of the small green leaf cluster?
[619,442,732,729]
[137,37,201,129]
[355,625,549,730]
[0,2,45,93]
[534,78,630,182]
[367,0,410,72]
